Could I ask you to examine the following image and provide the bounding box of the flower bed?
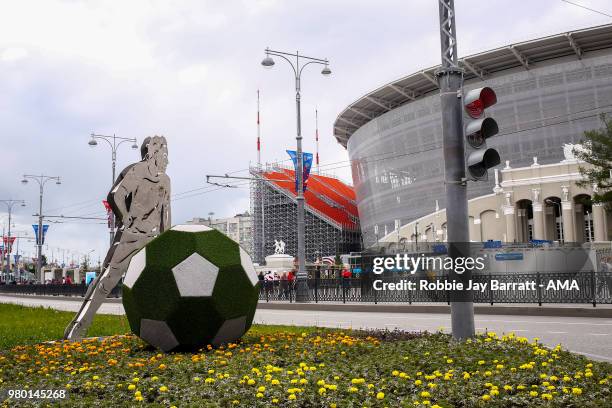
[0,328,610,407]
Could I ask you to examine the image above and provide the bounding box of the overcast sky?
[0,0,610,264]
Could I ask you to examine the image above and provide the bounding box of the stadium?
[250,164,361,264]
[333,24,612,247]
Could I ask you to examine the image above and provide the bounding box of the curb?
[1,294,610,318]
[256,302,612,318]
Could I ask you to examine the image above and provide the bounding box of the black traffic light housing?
[463,87,500,181]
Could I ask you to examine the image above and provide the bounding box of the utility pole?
[435,0,475,340]
[0,200,25,278]
[261,48,331,302]
[21,175,61,283]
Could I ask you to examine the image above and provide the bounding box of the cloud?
[0,0,609,257]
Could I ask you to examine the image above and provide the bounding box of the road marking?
[508,329,529,332]
[547,331,568,334]
[588,333,609,336]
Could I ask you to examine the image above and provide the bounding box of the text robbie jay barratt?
[372,279,580,292]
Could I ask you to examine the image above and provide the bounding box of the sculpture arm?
[162,175,171,232]
[110,169,136,227]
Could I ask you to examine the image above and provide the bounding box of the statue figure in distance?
[64,136,171,340]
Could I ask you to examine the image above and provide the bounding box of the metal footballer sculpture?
[64,136,171,340]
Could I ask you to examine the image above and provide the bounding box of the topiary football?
[121,224,259,352]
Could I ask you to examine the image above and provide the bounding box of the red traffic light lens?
[465,99,484,118]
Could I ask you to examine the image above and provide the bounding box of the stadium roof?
[259,166,359,231]
[334,23,612,148]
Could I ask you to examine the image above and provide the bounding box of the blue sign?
[287,150,314,192]
[352,268,362,274]
[433,244,448,254]
[530,239,552,247]
[483,240,502,249]
[32,224,49,245]
[85,271,97,286]
[495,253,524,261]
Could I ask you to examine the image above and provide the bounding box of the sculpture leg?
[63,266,123,340]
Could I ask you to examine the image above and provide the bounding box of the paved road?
[2,295,611,362]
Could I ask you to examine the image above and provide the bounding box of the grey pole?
[294,52,308,301]
[436,0,475,340]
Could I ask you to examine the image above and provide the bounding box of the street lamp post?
[21,174,61,282]
[261,47,331,302]
[88,133,138,247]
[0,200,26,279]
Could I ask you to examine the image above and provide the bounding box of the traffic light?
[463,87,500,181]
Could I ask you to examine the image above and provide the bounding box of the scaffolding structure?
[250,164,361,265]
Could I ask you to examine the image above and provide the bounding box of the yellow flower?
[481,394,491,401]
[478,360,485,365]
[392,370,399,376]
[530,391,538,397]
[128,384,136,391]
[158,364,167,370]
[318,387,326,395]
[349,387,358,393]
[247,379,256,386]
[256,392,263,398]
[288,394,296,400]
[271,379,280,385]
[135,396,143,402]
[272,399,279,404]
[258,386,266,392]
[572,387,582,395]
[420,391,431,398]
[159,386,168,392]
[446,359,453,364]
[376,392,385,400]
[92,375,99,380]
[541,393,553,400]
[415,380,423,386]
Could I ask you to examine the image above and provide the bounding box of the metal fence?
[258,271,612,306]
[0,272,610,306]
[0,283,122,298]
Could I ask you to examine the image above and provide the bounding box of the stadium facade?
[250,165,361,264]
[333,24,612,247]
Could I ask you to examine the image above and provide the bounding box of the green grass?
[0,303,130,349]
[0,303,309,350]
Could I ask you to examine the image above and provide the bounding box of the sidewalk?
[1,293,609,318]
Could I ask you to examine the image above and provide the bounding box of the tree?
[574,115,612,206]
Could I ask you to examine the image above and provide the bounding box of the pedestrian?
[280,272,288,300]
[273,272,280,297]
[257,271,264,293]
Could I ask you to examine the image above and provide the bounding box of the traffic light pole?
[436,0,475,340]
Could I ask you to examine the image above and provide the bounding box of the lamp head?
[88,138,97,147]
[261,54,275,68]
[321,63,331,76]
[20,178,28,185]
[131,141,138,149]
[56,179,61,185]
